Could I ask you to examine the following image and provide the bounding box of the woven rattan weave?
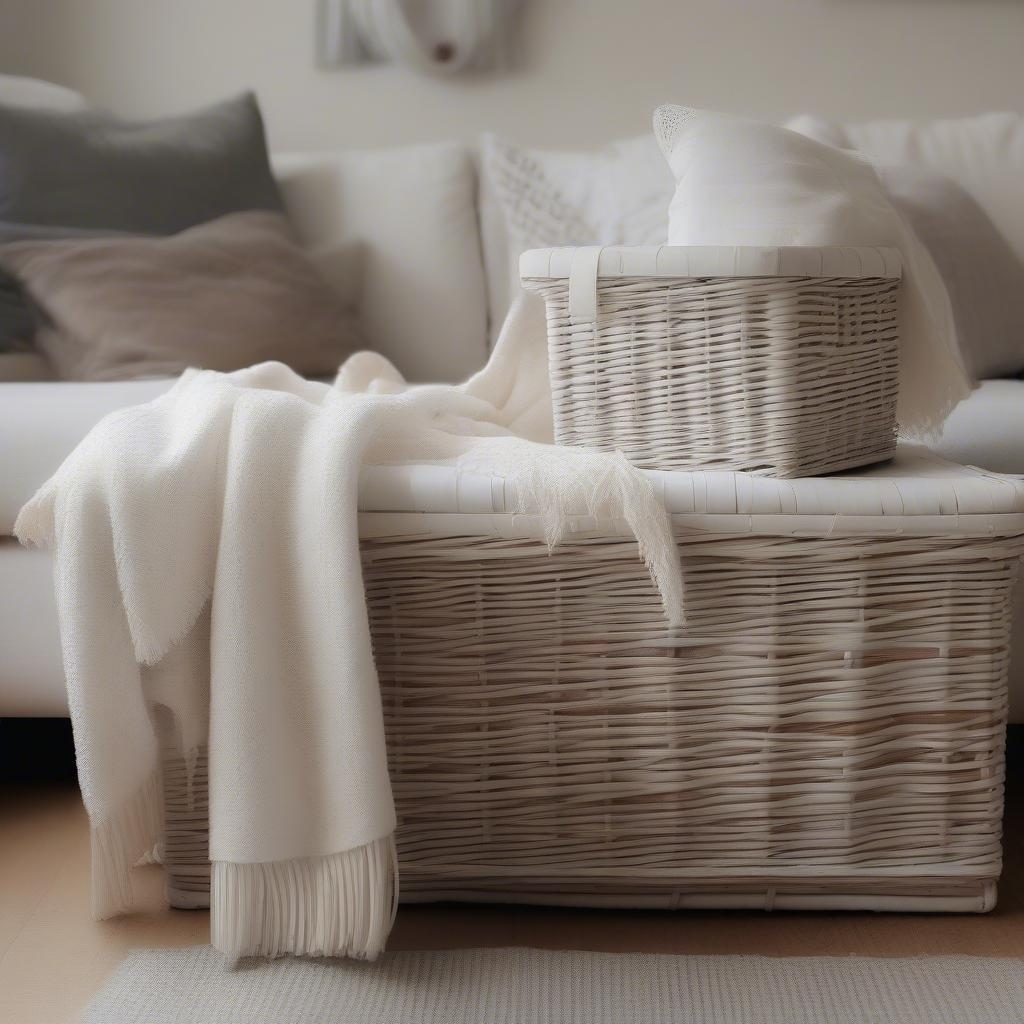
[524,273,901,478]
[159,525,1022,914]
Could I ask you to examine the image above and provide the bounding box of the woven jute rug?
[82,946,1024,1023]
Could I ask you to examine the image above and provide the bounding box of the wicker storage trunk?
[521,245,903,478]
[157,449,1024,914]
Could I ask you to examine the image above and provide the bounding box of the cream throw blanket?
[14,295,682,960]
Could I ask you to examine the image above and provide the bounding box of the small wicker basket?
[522,245,903,478]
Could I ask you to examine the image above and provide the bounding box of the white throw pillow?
[656,105,898,247]
[654,105,971,438]
[273,143,488,384]
[478,133,673,341]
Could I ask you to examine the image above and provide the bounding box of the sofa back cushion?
[791,113,1024,269]
[874,164,1024,380]
[789,113,1024,379]
[273,144,488,383]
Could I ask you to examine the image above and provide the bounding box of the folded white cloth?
[654,105,972,439]
[15,295,681,960]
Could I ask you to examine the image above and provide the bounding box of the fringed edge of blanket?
[91,770,164,920]
[210,835,399,961]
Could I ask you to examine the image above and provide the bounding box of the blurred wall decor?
[317,0,521,74]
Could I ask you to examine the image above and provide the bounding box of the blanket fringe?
[91,770,164,919]
[211,835,399,961]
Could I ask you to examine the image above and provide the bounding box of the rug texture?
[82,946,1024,1023]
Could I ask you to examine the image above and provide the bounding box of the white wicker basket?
[522,245,903,478]
[155,450,1024,915]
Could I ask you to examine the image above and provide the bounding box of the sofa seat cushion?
[930,379,1024,476]
[0,379,173,533]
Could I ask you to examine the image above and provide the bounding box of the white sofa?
[2,102,1023,718]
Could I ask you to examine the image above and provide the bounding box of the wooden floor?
[2,770,1023,1024]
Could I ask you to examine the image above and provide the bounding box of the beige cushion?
[0,211,361,382]
[0,351,55,382]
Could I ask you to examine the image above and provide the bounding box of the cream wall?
[1,0,1022,149]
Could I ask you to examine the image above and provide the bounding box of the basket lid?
[357,447,1024,523]
[520,245,903,282]
[521,245,903,325]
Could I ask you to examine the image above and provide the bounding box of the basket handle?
[568,246,605,325]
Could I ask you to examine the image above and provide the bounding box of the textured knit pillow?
[0,92,282,351]
[0,211,360,381]
[654,105,971,437]
[479,133,673,337]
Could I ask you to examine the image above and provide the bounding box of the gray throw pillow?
[877,165,1024,380]
[0,92,282,350]
[0,211,360,381]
